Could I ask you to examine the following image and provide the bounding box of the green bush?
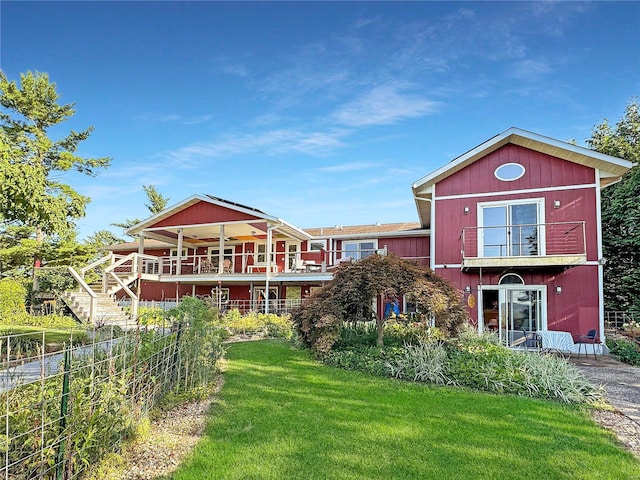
[218,309,294,339]
[324,345,405,377]
[136,306,165,326]
[330,327,602,404]
[387,340,448,384]
[385,339,602,404]
[607,338,640,366]
[0,277,28,321]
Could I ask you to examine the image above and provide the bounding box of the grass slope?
[172,340,639,480]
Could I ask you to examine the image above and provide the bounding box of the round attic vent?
[494,163,525,181]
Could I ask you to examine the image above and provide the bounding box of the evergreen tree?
[587,100,640,313]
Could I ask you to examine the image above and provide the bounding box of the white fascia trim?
[433,183,598,201]
[595,168,606,342]
[430,184,436,270]
[412,127,633,191]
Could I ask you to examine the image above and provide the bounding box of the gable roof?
[126,194,311,243]
[411,127,634,228]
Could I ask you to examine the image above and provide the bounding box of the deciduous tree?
[292,254,467,354]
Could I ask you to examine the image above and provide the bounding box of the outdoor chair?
[575,329,598,360]
[508,330,526,348]
[524,331,541,350]
[200,258,215,273]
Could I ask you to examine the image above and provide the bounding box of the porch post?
[265,226,273,313]
[219,225,225,272]
[137,232,145,275]
[177,228,183,275]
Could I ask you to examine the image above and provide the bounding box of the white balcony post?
[219,225,225,272]
[136,232,145,274]
[265,226,273,314]
[177,228,183,275]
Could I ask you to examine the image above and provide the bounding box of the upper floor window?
[494,163,525,182]
[343,240,377,260]
[255,243,275,264]
[479,199,544,257]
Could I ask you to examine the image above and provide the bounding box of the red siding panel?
[153,201,260,228]
[436,144,596,197]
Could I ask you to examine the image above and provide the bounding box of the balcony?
[460,222,587,271]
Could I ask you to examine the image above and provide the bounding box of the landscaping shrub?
[324,345,405,377]
[387,340,448,384]
[384,338,603,404]
[136,306,165,327]
[607,338,640,366]
[217,309,294,339]
[0,277,30,323]
[330,324,601,404]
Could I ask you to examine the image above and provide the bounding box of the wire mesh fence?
[0,324,223,479]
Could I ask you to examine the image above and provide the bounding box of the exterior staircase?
[62,252,159,327]
[62,289,131,327]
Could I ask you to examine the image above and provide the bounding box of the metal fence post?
[55,347,71,480]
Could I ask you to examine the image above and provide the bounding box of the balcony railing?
[461,221,586,269]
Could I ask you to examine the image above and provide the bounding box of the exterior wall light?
[464,206,470,215]
[464,286,472,293]
[555,286,562,294]
[554,200,561,208]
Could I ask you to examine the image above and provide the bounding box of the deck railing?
[142,246,429,277]
[461,221,586,259]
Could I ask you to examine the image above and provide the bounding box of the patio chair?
[508,330,526,348]
[575,329,598,360]
[524,331,541,350]
[223,258,233,273]
[200,258,215,273]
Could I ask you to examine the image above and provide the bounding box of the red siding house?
[412,128,631,348]
[92,128,631,349]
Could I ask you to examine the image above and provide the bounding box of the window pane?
[344,243,358,259]
[510,204,538,256]
[360,242,375,259]
[482,207,507,256]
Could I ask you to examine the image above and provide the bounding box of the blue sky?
[2,1,639,240]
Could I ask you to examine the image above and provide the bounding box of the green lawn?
[172,340,639,480]
[0,325,87,344]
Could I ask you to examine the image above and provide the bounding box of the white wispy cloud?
[510,59,553,80]
[161,128,351,164]
[220,64,249,77]
[135,112,212,125]
[333,84,440,127]
[317,161,380,173]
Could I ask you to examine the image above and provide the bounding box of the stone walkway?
[569,354,640,457]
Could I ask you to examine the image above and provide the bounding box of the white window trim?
[342,239,378,261]
[254,242,276,265]
[477,198,546,257]
[494,162,526,182]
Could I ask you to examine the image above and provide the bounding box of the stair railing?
[103,253,160,319]
[66,266,98,323]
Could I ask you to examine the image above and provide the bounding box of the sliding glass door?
[481,201,541,257]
